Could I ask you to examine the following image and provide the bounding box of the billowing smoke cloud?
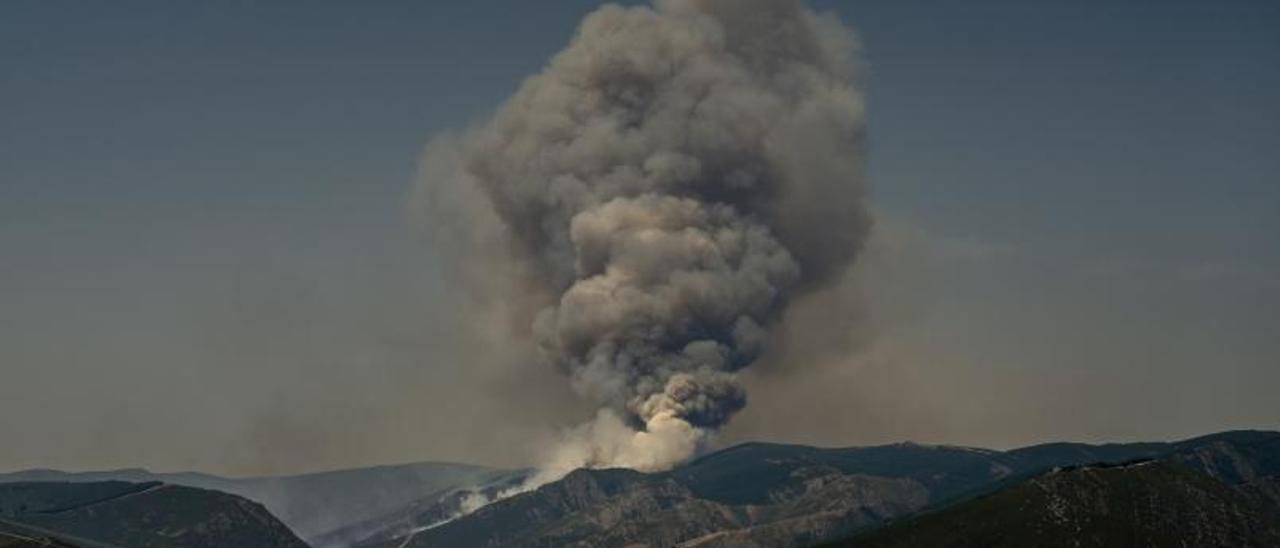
[418,0,869,475]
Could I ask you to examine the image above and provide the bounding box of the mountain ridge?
[3,430,1275,547]
[830,458,1280,547]
[377,429,1279,548]
[0,460,505,542]
[0,481,307,548]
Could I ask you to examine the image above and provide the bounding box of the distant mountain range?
[1,430,1276,547]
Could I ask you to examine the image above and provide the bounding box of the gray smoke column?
[420,0,869,474]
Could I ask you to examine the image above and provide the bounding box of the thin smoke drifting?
[419,0,869,473]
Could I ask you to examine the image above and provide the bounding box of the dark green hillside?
[0,461,503,542]
[0,482,306,548]
[1172,430,1280,486]
[0,519,117,548]
[0,482,154,517]
[832,461,1280,548]
[673,442,1020,506]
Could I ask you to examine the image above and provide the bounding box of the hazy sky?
[2,0,1277,476]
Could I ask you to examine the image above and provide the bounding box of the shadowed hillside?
[831,461,1280,547]
[0,461,504,542]
[0,481,306,548]
[831,431,1280,548]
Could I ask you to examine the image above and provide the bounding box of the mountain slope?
[0,461,504,541]
[1169,430,1280,508]
[388,467,930,548]
[0,518,117,548]
[832,460,1280,548]
[830,430,1280,548]
[381,447,986,548]
[7,431,1273,547]
[0,481,307,548]
[381,431,1278,548]
[311,469,530,548]
[387,442,1164,547]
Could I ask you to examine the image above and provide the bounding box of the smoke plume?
[418,0,869,474]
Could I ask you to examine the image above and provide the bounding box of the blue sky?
[1,0,1276,475]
